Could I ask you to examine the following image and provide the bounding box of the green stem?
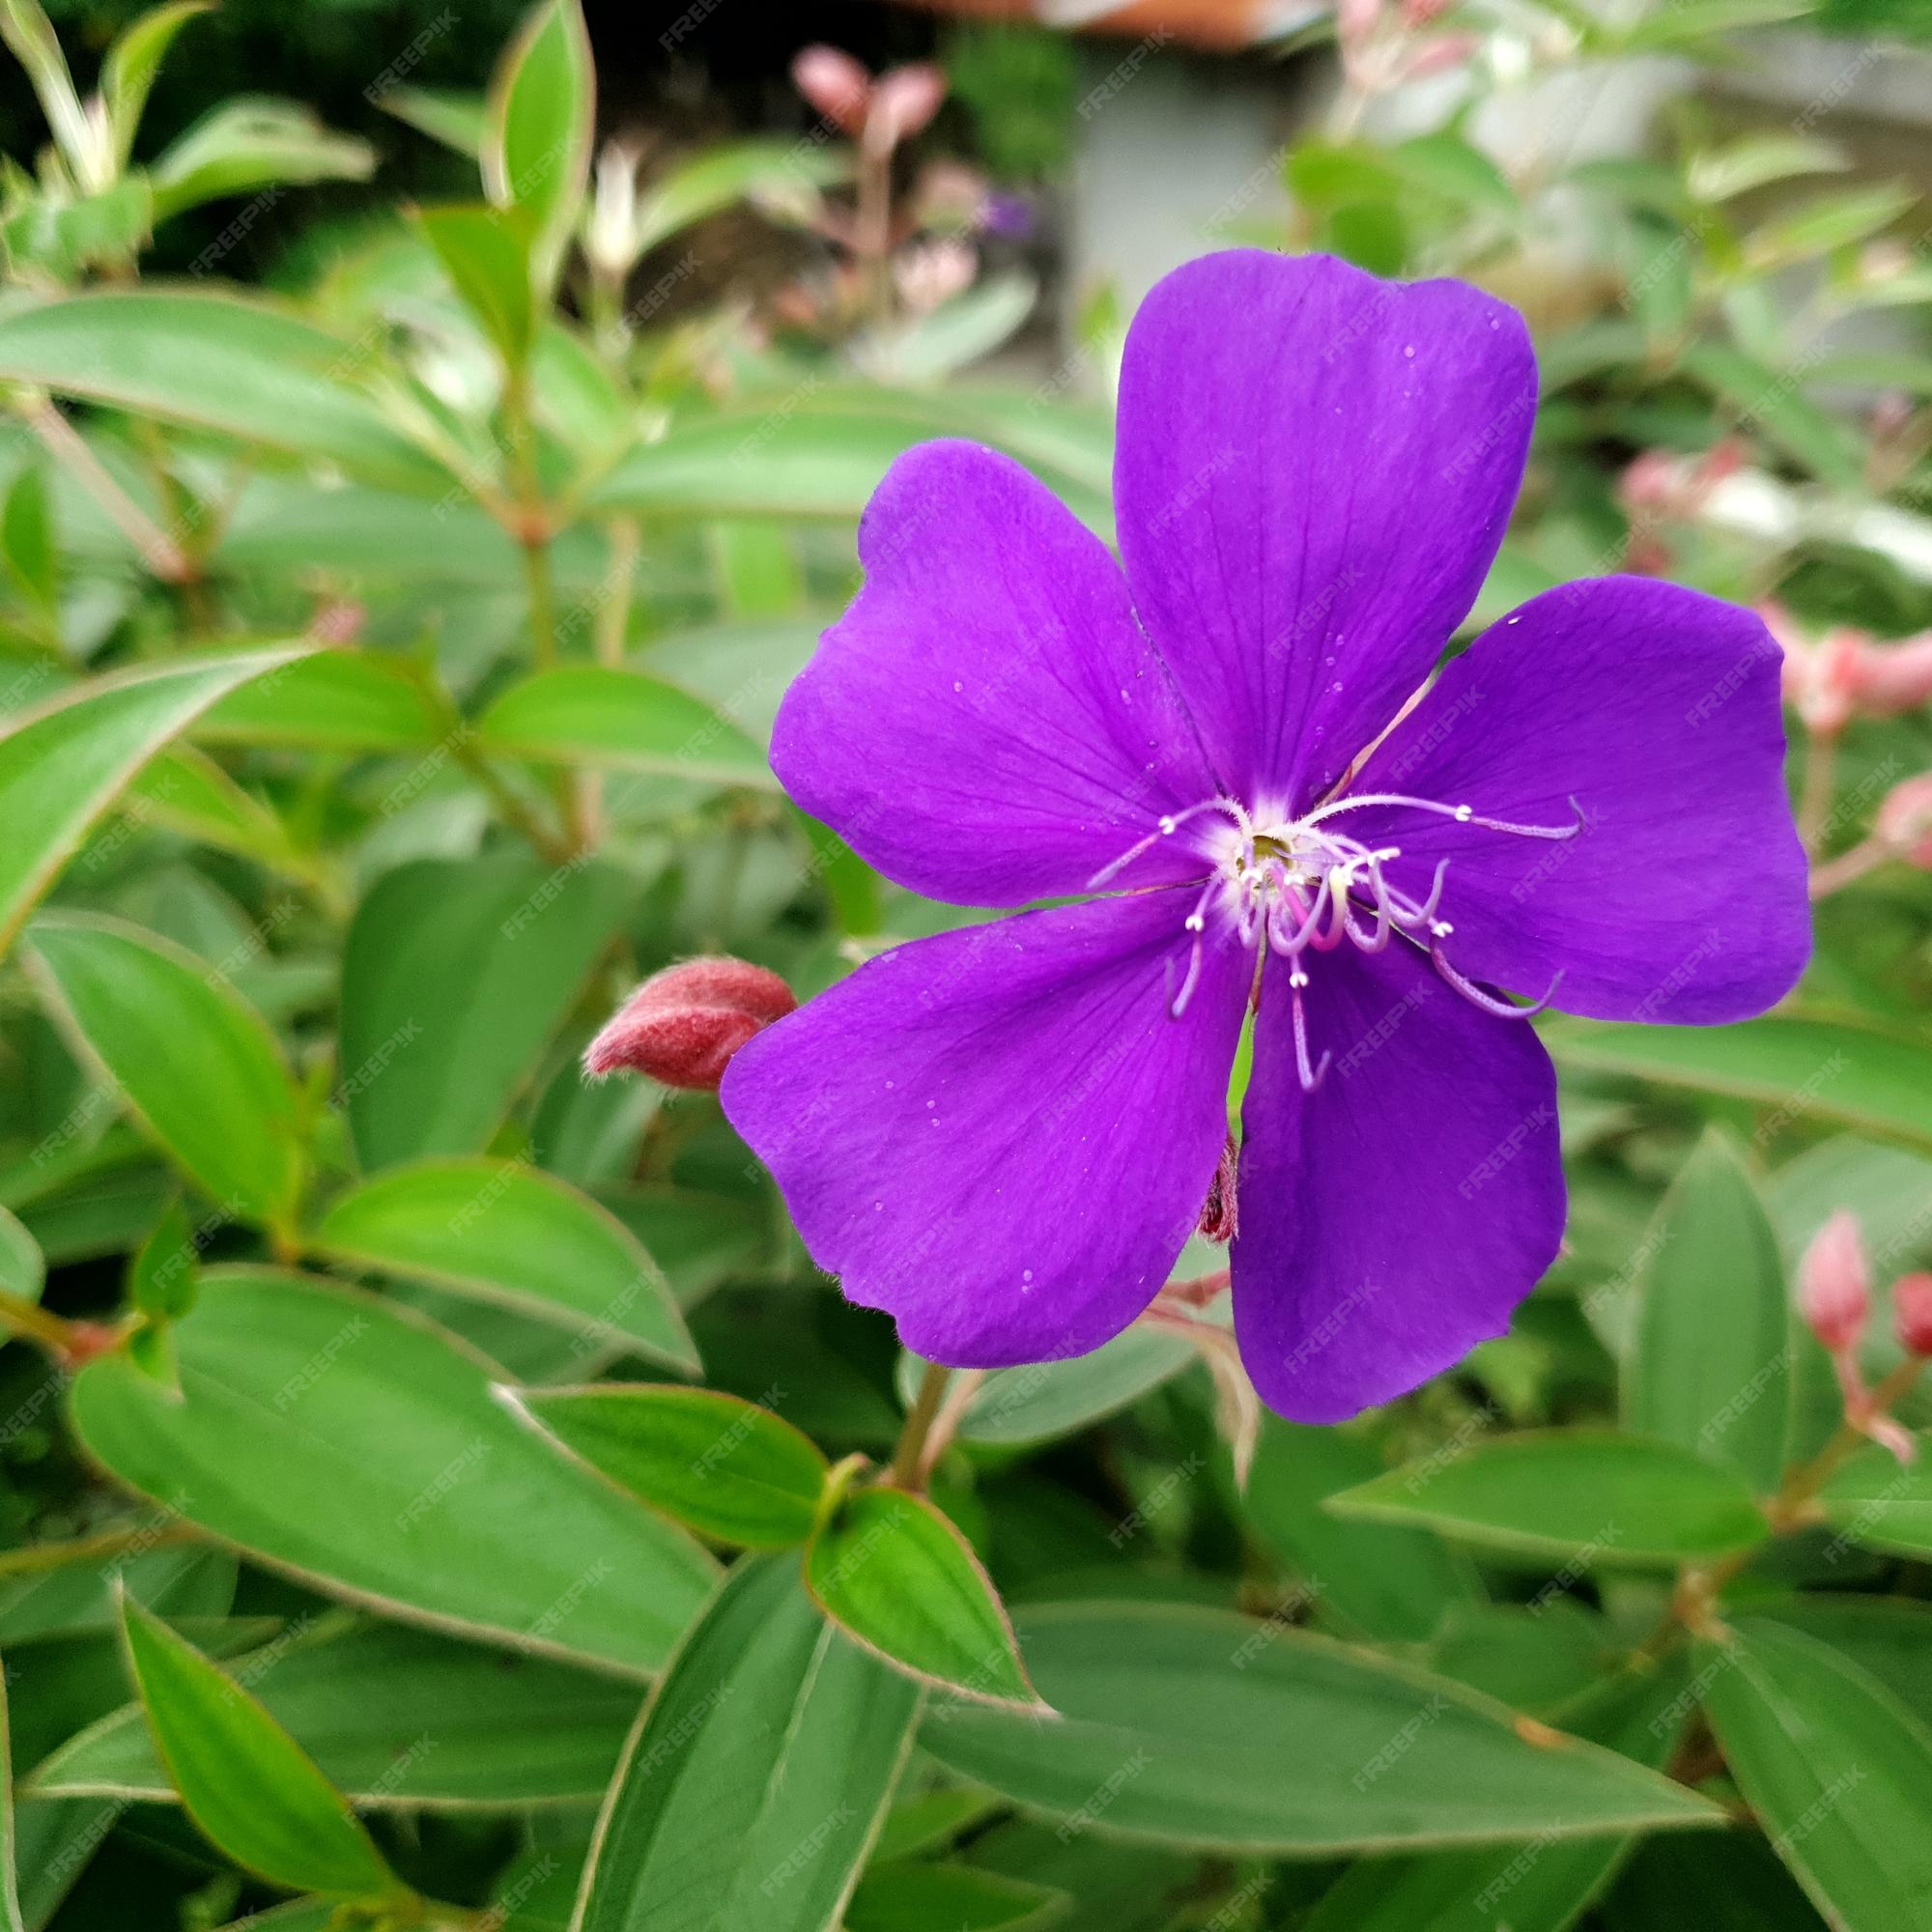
[890,1361,953,1492]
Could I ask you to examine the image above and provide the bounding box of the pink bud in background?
[867,63,947,148]
[1843,630,1932,718]
[585,957,796,1093]
[1894,1273,1932,1357]
[1876,773,1932,868]
[792,44,871,134]
[1800,1210,1870,1352]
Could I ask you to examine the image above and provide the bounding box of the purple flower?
[721,250,1808,1423]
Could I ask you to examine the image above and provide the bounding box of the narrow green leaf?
[71,1269,718,1675]
[314,1158,694,1372]
[923,1604,1724,1854]
[378,85,485,159]
[1816,1435,1932,1558]
[806,1485,1039,1709]
[1627,1130,1790,1492]
[844,1862,1063,1932]
[26,914,304,1227]
[30,1620,637,1808]
[1699,1618,1932,1931]
[0,0,92,185]
[476,666,776,790]
[1548,1015,1932,1154]
[0,646,306,960]
[128,1198,196,1321]
[1326,1431,1770,1567]
[483,0,592,287]
[99,0,211,167]
[125,745,312,880]
[512,1384,827,1548]
[0,294,443,493]
[1,465,56,611]
[0,1646,23,1932]
[1241,1418,1476,1641]
[338,849,631,1172]
[418,203,536,367]
[574,1554,920,1932]
[0,1205,45,1304]
[118,1595,401,1900]
[191,648,440,753]
[149,99,373,222]
[1297,1663,1691,1932]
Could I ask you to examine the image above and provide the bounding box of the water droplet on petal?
[1404,344,1415,358]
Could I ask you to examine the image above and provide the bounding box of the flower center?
[1090,788,1583,1090]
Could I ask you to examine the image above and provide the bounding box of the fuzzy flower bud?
[1893,1273,1932,1358]
[791,44,871,134]
[584,957,796,1092]
[1800,1210,1870,1352]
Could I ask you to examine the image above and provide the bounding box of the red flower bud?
[584,957,796,1093]
[1894,1272,1932,1357]
[1799,1210,1870,1352]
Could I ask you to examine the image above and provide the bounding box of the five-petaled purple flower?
[722,250,1809,1422]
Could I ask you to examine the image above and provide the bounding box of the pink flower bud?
[1843,631,1932,718]
[867,63,947,148]
[584,957,796,1093]
[1876,773,1932,868]
[1800,1210,1870,1352]
[792,44,871,134]
[1894,1273,1932,1357]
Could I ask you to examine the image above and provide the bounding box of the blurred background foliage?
[0,0,1930,1928]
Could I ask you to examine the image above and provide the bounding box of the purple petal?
[720,893,1249,1366]
[1347,577,1809,1023]
[1233,942,1565,1423]
[771,440,1219,907]
[1115,249,1536,812]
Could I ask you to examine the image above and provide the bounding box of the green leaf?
[1699,1617,1932,1931]
[118,1595,401,1900]
[1297,1664,1692,1932]
[901,1325,1193,1450]
[124,745,313,881]
[30,1619,637,1808]
[0,646,306,961]
[1325,1431,1770,1566]
[378,86,485,159]
[476,666,777,790]
[1681,343,1861,489]
[1815,1435,1932,1558]
[587,397,1113,531]
[1,465,56,612]
[148,99,374,222]
[0,1640,23,1932]
[99,1,211,168]
[337,849,631,1172]
[192,649,441,753]
[1241,1419,1475,1642]
[1626,1131,1790,1492]
[574,1554,920,1932]
[483,0,592,289]
[1748,183,1917,268]
[922,1603,1724,1853]
[70,1269,717,1674]
[0,0,94,188]
[1548,1015,1932,1154]
[0,294,445,493]
[633,137,847,257]
[0,1204,45,1304]
[128,1198,196,1321]
[805,1484,1039,1710]
[313,1158,695,1373]
[845,1863,1064,1932]
[511,1383,828,1547]
[25,913,305,1228]
[1757,1595,1932,1734]
[417,203,536,368]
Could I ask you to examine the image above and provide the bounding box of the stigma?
[1089,788,1584,1080]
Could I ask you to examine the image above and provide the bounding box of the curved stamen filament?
[1289,974,1331,1092]
[1088,796,1253,891]
[1429,945,1564,1019]
[1300,791,1585,842]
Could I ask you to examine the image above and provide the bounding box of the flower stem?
[1797,728,1839,855]
[890,1361,953,1491]
[17,391,195,584]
